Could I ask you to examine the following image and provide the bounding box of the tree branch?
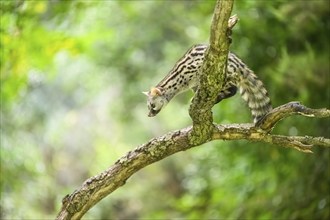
[56,0,329,218]
[257,101,330,131]
[188,0,234,145]
[56,102,329,219]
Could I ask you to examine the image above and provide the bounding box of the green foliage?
[1,1,329,219]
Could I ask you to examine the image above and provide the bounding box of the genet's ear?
[150,87,162,96]
[142,91,149,96]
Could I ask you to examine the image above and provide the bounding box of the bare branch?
[257,101,330,131]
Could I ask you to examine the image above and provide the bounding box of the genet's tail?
[238,68,272,123]
[228,53,272,123]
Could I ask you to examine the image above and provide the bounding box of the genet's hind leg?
[215,85,237,104]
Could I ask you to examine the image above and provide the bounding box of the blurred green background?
[1,0,329,219]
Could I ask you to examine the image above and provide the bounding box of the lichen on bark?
[189,0,235,145]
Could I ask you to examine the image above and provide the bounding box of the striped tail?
[238,69,272,124]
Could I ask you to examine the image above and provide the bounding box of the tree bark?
[189,0,234,145]
[56,0,329,219]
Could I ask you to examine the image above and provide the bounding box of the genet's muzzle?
[148,109,160,117]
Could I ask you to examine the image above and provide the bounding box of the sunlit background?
[1,0,329,219]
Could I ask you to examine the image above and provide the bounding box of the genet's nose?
[148,109,160,117]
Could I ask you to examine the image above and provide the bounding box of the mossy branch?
[189,0,235,145]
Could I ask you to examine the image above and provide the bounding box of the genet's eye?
[150,103,155,109]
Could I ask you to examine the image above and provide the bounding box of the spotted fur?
[143,44,272,123]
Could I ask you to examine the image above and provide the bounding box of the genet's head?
[143,87,167,117]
